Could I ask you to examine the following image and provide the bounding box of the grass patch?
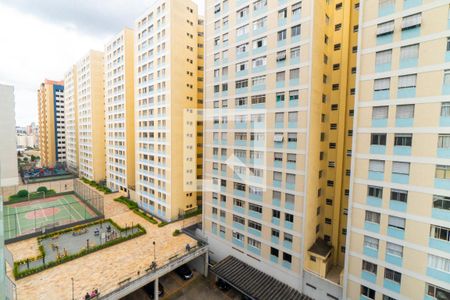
[81,178,113,194]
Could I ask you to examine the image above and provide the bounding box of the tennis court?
[4,194,97,240]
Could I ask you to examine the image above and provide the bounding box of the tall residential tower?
[64,65,79,174]
[203,0,359,299]
[76,50,105,182]
[345,1,450,299]
[105,28,136,193]
[134,0,204,221]
[37,80,66,167]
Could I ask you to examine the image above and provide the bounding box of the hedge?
[8,189,57,203]
[114,197,158,225]
[81,178,113,194]
[13,219,146,279]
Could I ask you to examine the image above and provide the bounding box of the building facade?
[105,28,136,193]
[345,1,450,300]
[64,65,79,174]
[134,0,204,221]
[203,0,360,299]
[76,50,106,182]
[37,80,66,167]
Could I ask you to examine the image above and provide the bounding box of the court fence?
[74,179,105,217]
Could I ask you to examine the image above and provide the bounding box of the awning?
[211,256,311,300]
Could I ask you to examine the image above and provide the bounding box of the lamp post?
[153,241,156,260]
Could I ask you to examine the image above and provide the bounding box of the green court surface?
[4,194,96,240]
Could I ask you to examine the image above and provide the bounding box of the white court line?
[60,196,84,220]
[14,207,21,235]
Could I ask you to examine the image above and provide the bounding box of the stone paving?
[6,189,201,300]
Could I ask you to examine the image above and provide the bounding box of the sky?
[0,0,205,126]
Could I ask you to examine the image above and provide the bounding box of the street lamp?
[153,241,156,260]
[71,278,74,300]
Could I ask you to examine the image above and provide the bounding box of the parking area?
[122,270,243,300]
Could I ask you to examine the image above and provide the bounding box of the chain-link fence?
[74,179,104,217]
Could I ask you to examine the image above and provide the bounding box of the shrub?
[17,190,28,197]
[36,186,48,193]
[158,222,168,228]
[173,229,180,236]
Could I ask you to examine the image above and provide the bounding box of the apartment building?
[105,28,135,193]
[345,1,450,300]
[135,0,204,221]
[76,50,105,182]
[37,79,66,167]
[203,0,359,299]
[64,65,79,174]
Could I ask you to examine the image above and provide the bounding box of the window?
[274,133,284,143]
[276,71,285,82]
[288,133,297,142]
[436,165,450,180]
[364,235,379,250]
[373,106,389,119]
[426,283,450,300]
[253,37,267,49]
[369,160,385,173]
[368,186,383,198]
[362,260,377,274]
[388,215,405,230]
[365,211,381,224]
[400,44,419,60]
[398,74,417,89]
[428,254,450,273]
[391,189,408,203]
[374,78,390,91]
[290,68,300,80]
[237,6,249,18]
[438,134,450,149]
[236,43,249,54]
[394,134,412,146]
[278,8,287,20]
[248,220,262,232]
[433,195,450,211]
[379,0,395,10]
[371,133,386,145]
[253,17,267,30]
[392,161,410,175]
[232,231,244,241]
[277,30,287,41]
[361,286,375,300]
[444,70,450,86]
[376,49,392,65]
[396,104,414,119]
[236,24,249,36]
[236,79,248,89]
[441,102,450,117]
[292,2,302,16]
[233,198,244,208]
[277,50,286,62]
[271,247,279,257]
[289,90,299,101]
[291,25,301,37]
[249,203,262,214]
[377,21,394,36]
[386,242,403,257]
[430,225,450,242]
[253,0,267,11]
[384,268,401,284]
[283,252,292,263]
[402,13,422,30]
[251,75,266,86]
[284,233,293,243]
[288,112,298,123]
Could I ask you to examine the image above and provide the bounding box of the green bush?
[113,197,158,225]
[36,186,48,193]
[158,222,168,228]
[173,229,180,236]
[17,190,28,197]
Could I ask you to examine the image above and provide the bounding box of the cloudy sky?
[0,0,205,126]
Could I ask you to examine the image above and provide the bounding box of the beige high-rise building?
[105,28,135,193]
[203,0,359,299]
[37,79,66,167]
[76,50,105,182]
[64,65,79,174]
[134,0,204,221]
[345,1,450,300]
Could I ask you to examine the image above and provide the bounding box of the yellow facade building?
[345,1,450,299]
[76,50,105,182]
[134,0,204,221]
[203,0,359,298]
[37,79,66,167]
[104,28,136,193]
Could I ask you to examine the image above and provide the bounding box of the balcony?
[397,87,416,98]
[440,116,450,127]
[232,221,245,231]
[384,279,401,293]
[385,253,403,267]
[399,58,418,69]
[403,0,422,9]
[378,3,395,17]
[361,271,376,283]
[376,63,391,73]
[367,196,382,207]
[435,178,450,190]
[272,198,281,207]
[272,217,280,226]
[363,246,378,258]
[395,118,414,127]
[368,171,384,181]
[373,90,390,100]
[392,173,409,184]
[427,267,450,283]
[247,244,261,256]
[271,235,279,244]
[284,220,293,230]
[364,221,380,233]
[437,148,450,159]
[387,226,405,240]
[377,33,393,45]
[283,240,292,249]
[270,254,278,263]
[389,200,407,212]
[248,227,261,237]
[429,237,450,253]
[232,237,244,248]
[401,27,421,40]
[372,118,388,128]
[282,260,291,270]
[370,145,386,155]
[432,207,450,221]
[393,146,411,156]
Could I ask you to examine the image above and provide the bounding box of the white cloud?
[0,0,205,126]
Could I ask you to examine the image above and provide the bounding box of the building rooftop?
[308,238,332,258]
[6,192,201,300]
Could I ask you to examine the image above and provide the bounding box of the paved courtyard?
[6,184,201,300]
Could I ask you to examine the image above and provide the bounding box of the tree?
[37,186,48,193]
